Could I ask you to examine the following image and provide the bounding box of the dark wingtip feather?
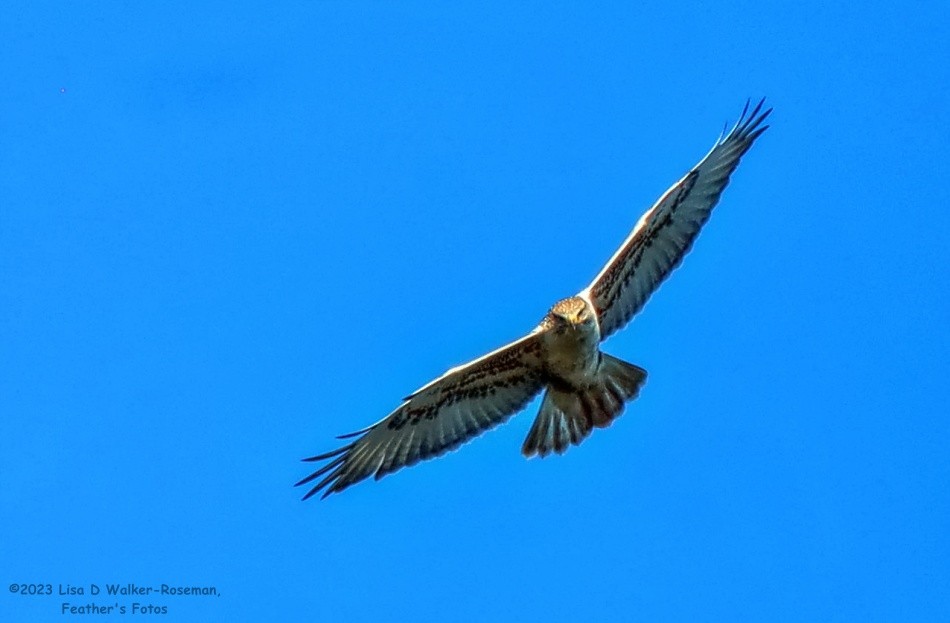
[746,98,764,122]
[301,444,353,462]
[295,454,347,488]
[715,98,771,152]
[337,426,374,440]
[747,124,770,143]
[739,97,752,120]
[301,486,323,501]
[297,438,362,499]
[738,98,771,135]
[299,464,349,500]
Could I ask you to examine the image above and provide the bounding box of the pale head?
[548,296,596,330]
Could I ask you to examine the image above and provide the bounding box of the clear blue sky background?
[2,2,948,621]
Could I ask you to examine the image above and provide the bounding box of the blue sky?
[2,1,948,621]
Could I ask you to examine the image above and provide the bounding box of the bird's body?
[539,297,602,389]
[297,100,771,499]
[524,295,647,459]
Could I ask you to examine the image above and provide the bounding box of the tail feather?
[522,354,647,458]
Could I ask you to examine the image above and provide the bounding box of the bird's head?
[548,296,595,331]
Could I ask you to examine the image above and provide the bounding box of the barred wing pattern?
[296,333,546,499]
[582,99,771,339]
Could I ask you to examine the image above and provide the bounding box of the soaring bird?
[297,99,771,499]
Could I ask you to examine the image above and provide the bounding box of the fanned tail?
[522,354,647,458]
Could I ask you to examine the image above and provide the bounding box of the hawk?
[297,99,771,499]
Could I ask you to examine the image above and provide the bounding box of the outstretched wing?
[582,99,771,339]
[296,332,546,499]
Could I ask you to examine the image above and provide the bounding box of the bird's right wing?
[296,331,547,499]
[581,99,771,339]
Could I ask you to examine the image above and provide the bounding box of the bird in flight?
[297,99,771,499]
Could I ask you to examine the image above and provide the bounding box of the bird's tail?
[522,354,647,458]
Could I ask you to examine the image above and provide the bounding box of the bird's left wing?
[296,331,547,499]
[582,99,771,339]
